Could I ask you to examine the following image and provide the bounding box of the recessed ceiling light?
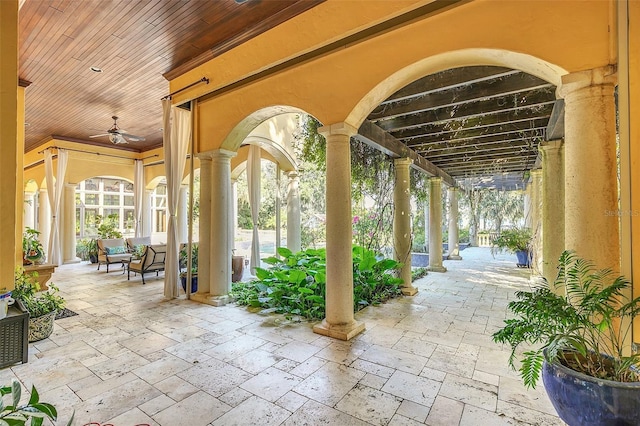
[90,66,103,73]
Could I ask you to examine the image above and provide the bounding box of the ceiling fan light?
[109,133,120,144]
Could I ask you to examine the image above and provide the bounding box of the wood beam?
[374,89,555,131]
[408,129,544,151]
[381,66,518,104]
[369,72,553,120]
[390,105,553,138]
[399,119,548,144]
[356,120,456,187]
[546,99,565,140]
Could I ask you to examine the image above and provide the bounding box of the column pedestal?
[312,122,364,340]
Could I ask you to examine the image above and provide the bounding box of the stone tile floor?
[0,248,564,425]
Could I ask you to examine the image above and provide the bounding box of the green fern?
[493,250,640,388]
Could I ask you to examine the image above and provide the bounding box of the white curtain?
[133,159,144,237]
[163,99,192,299]
[44,149,68,266]
[248,144,261,273]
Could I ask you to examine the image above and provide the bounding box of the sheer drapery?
[44,149,68,266]
[163,99,192,299]
[248,144,261,273]
[134,159,144,237]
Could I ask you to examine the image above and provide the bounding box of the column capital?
[530,168,543,178]
[394,157,412,168]
[559,66,617,98]
[287,170,300,179]
[429,176,442,183]
[64,183,76,189]
[317,122,357,138]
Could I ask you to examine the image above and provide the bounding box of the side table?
[0,300,29,368]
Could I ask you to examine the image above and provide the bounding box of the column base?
[447,255,462,260]
[190,293,229,307]
[313,319,365,341]
[401,286,418,296]
[428,265,447,273]
[63,257,81,264]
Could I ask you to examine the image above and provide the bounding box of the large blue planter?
[542,357,640,426]
[180,275,198,293]
[515,249,530,267]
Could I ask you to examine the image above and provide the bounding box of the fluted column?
[428,177,446,272]
[177,184,188,244]
[540,140,565,289]
[62,183,77,263]
[393,158,416,295]
[560,67,619,271]
[448,187,462,260]
[194,154,212,298]
[530,169,543,274]
[313,122,364,340]
[23,191,36,230]
[286,170,301,253]
[38,189,51,252]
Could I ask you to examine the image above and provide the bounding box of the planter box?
[0,300,29,368]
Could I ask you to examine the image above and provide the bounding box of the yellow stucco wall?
[171,0,612,153]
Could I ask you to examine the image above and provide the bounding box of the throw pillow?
[106,245,126,255]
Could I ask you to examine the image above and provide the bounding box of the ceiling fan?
[89,116,145,145]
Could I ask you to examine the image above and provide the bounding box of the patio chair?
[97,238,132,272]
[127,244,166,284]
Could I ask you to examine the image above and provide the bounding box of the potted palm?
[12,268,66,342]
[491,228,531,267]
[493,250,640,425]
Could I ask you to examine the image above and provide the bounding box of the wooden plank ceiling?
[19,0,321,153]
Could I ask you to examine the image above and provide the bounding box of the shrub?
[231,246,403,320]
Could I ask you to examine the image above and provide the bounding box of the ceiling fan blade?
[119,132,145,142]
[89,133,109,138]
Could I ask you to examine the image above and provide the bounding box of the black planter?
[542,357,640,426]
[89,254,98,264]
[180,275,198,293]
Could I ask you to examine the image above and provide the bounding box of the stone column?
[23,191,36,230]
[231,179,238,252]
[194,154,212,298]
[560,67,619,271]
[393,158,417,295]
[313,122,364,340]
[142,189,152,237]
[275,166,281,252]
[530,169,543,274]
[177,184,188,244]
[286,170,301,253]
[62,183,77,263]
[428,177,446,272]
[540,140,565,289]
[207,150,235,305]
[523,187,532,228]
[448,187,462,260]
[38,188,51,252]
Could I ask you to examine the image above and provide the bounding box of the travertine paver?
[1,247,565,425]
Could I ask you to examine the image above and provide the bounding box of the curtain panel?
[44,149,68,266]
[133,159,144,237]
[162,99,192,299]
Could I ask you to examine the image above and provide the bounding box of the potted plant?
[492,250,640,425]
[179,243,198,293]
[12,268,66,342]
[1,380,73,425]
[22,227,45,265]
[491,227,531,267]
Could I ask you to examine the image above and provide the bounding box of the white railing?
[477,232,499,247]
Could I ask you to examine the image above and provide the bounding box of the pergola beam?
[356,120,456,187]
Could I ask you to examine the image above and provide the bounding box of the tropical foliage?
[491,228,532,254]
[493,251,640,388]
[231,246,403,320]
[1,380,73,426]
[13,268,65,318]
